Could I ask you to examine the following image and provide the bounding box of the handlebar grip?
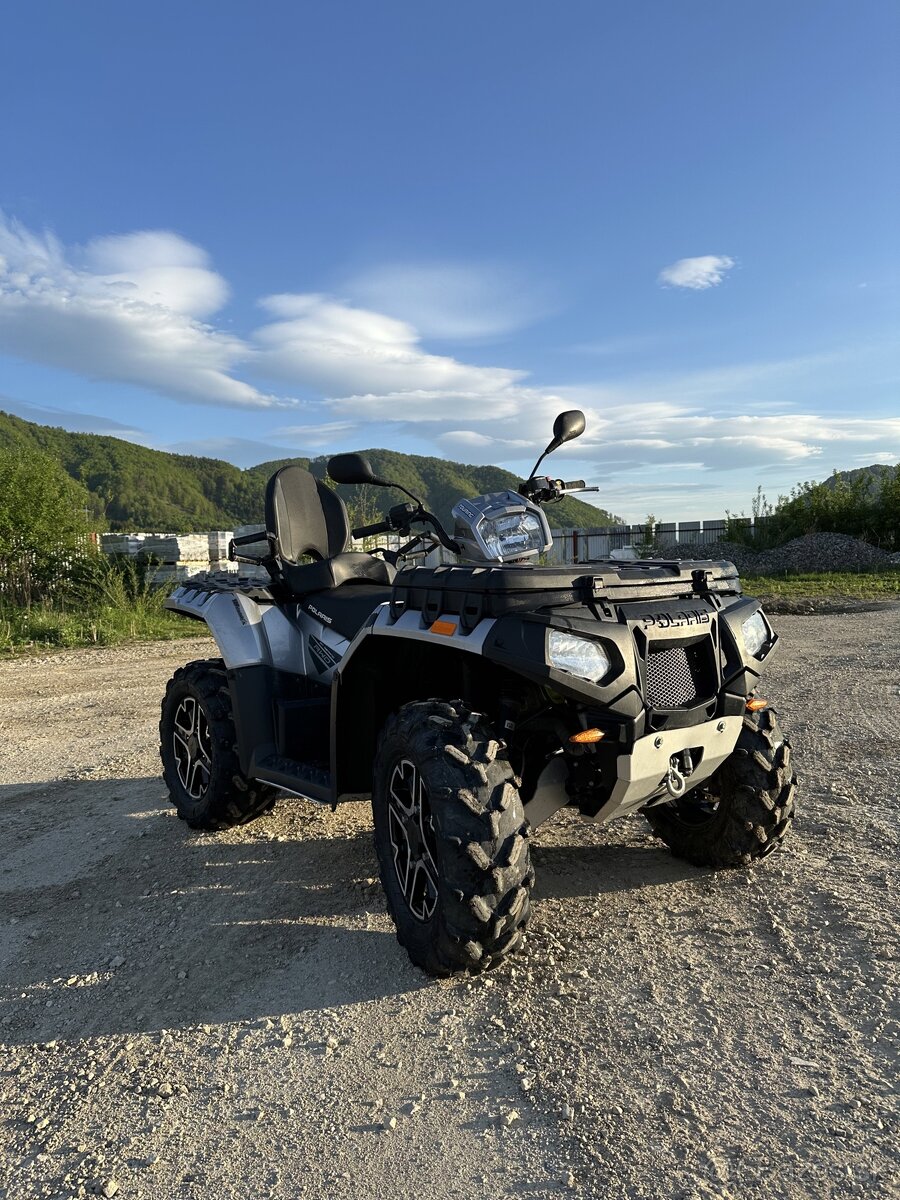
[353,519,393,538]
[562,480,586,491]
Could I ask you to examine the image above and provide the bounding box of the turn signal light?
[430,620,457,636]
[569,728,605,744]
[746,698,768,712]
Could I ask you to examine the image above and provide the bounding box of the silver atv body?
[160,413,796,977]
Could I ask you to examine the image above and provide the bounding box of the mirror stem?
[525,441,558,483]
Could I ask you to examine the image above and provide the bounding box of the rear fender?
[166,585,302,669]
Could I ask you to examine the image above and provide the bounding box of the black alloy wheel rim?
[172,695,213,799]
[387,758,439,921]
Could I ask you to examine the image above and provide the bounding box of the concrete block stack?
[99,533,144,557]
[232,525,270,580]
[207,531,233,572]
[99,530,239,581]
[139,533,212,561]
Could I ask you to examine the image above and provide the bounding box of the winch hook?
[666,755,687,798]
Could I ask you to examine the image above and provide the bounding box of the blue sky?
[1,0,897,520]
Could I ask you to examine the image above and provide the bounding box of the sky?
[0,0,898,522]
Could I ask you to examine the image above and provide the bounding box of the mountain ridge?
[0,409,620,532]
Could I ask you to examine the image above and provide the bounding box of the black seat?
[264,465,394,595]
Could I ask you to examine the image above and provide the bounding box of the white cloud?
[344,261,547,340]
[433,386,900,491]
[80,230,230,317]
[658,255,735,290]
[2,213,898,518]
[253,292,527,399]
[0,214,283,409]
[161,436,296,467]
[270,419,359,446]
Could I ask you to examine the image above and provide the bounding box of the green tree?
[0,447,95,606]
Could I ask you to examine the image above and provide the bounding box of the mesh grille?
[646,644,701,708]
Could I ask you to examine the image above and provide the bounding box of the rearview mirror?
[327,453,384,486]
[549,410,585,451]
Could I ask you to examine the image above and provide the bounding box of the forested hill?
[0,410,619,532]
[826,464,896,494]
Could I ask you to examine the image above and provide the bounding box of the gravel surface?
[1,616,898,1200]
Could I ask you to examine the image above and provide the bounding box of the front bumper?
[587,715,743,825]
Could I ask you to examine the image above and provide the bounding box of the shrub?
[0,447,96,605]
[728,468,900,551]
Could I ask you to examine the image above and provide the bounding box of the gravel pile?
[655,539,761,573]
[754,532,892,574]
[656,532,893,575]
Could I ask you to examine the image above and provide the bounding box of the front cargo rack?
[390,560,741,633]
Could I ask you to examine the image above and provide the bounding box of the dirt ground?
[0,611,897,1200]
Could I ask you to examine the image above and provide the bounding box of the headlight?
[741,610,769,657]
[547,630,611,683]
[480,511,547,560]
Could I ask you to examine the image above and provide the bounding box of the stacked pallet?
[99,530,238,581]
[98,533,143,557]
[232,525,270,580]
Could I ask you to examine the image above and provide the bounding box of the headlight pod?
[741,609,770,657]
[479,511,548,560]
[547,630,611,683]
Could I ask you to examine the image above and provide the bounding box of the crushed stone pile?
[754,532,892,574]
[654,539,761,573]
[655,531,892,575]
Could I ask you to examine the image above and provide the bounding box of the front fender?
[332,608,507,798]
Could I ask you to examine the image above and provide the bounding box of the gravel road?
[1,612,898,1200]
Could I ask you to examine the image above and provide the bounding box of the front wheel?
[645,706,797,867]
[160,659,277,830]
[372,700,533,976]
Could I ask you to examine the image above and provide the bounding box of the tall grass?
[0,555,199,654]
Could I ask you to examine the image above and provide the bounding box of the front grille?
[646,644,702,708]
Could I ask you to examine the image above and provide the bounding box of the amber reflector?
[430,619,457,636]
[746,698,768,711]
[569,728,605,744]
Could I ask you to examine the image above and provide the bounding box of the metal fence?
[546,518,745,564]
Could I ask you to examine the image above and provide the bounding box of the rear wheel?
[372,700,533,976]
[160,659,277,830]
[645,706,796,867]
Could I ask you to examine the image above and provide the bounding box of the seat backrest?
[264,465,350,564]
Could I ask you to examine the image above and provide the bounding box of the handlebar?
[353,503,460,554]
[518,475,599,502]
[352,519,394,538]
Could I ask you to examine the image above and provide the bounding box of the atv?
[160,410,796,976]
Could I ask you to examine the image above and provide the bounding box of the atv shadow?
[0,777,429,1044]
[1,777,708,1045]
[530,836,707,899]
